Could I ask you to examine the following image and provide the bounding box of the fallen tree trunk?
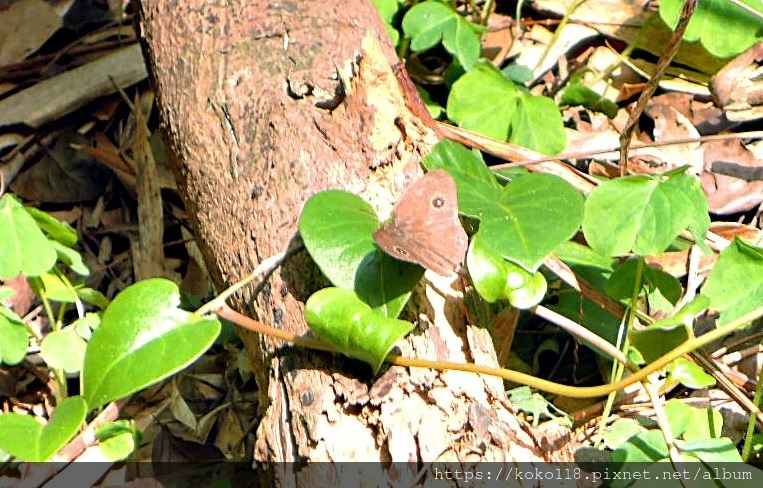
[135,1,571,484]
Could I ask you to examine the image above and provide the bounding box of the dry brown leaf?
[644,251,716,279]
[213,408,246,459]
[1,275,35,317]
[709,222,763,244]
[533,0,725,75]
[711,44,763,122]
[152,427,224,463]
[0,0,62,66]
[701,139,763,214]
[10,132,112,202]
[482,12,515,67]
[643,96,703,174]
[514,23,599,83]
[584,46,643,102]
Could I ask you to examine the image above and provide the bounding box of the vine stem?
[618,0,698,175]
[212,301,763,401]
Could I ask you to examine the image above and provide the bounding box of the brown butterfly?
[373,169,468,277]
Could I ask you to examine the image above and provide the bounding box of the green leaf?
[0,306,28,365]
[548,265,621,355]
[701,238,763,325]
[0,396,87,461]
[372,0,401,45]
[629,319,690,363]
[77,287,110,310]
[582,171,709,257]
[507,386,568,426]
[467,237,512,303]
[304,287,414,373]
[70,312,101,341]
[667,357,715,390]
[401,1,483,69]
[611,429,668,464]
[660,0,762,58]
[664,398,693,438]
[424,140,494,186]
[602,419,645,451]
[560,81,618,118]
[416,85,443,119]
[24,206,78,248]
[554,241,613,271]
[510,93,566,155]
[466,238,547,308]
[95,420,140,461]
[464,173,584,272]
[447,62,518,140]
[447,62,566,155]
[0,194,57,278]
[505,271,547,309]
[403,2,451,51]
[300,191,378,289]
[40,328,87,374]
[677,401,723,440]
[29,272,79,303]
[644,266,683,312]
[298,190,422,318]
[0,287,13,302]
[605,259,643,300]
[52,241,89,276]
[605,259,682,308]
[674,438,743,463]
[83,278,220,409]
[372,0,400,23]
[440,10,482,71]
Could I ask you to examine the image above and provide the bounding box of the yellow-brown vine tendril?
[214,301,763,400]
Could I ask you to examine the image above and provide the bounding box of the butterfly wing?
[373,169,468,276]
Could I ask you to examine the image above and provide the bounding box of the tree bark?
[135,0,571,483]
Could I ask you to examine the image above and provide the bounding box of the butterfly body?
[373,169,468,277]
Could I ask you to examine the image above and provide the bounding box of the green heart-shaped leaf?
[40,328,87,374]
[667,358,715,390]
[660,0,762,58]
[629,319,690,364]
[583,171,709,257]
[401,1,484,69]
[447,62,565,155]
[701,238,763,325]
[0,194,57,279]
[467,237,547,308]
[299,190,422,319]
[0,396,87,461]
[466,173,584,272]
[83,278,220,409]
[0,306,28,365]
[305,287,415,373]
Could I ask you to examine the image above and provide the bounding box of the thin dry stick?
[495,131,763,169]
[534,305,631,367]
[727,0,763,19]
[196,238,303,317]
[619,0,698,175]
